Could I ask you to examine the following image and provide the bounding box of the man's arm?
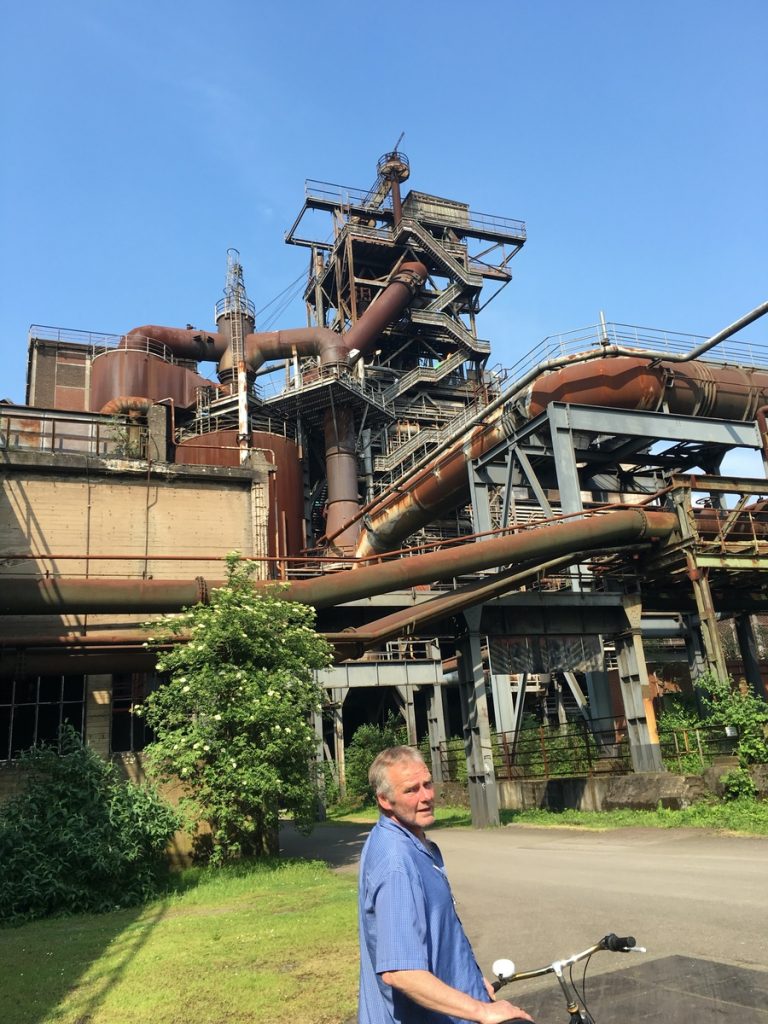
[381,968,533,1024]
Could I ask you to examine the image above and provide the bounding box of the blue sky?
[1,0,766,404]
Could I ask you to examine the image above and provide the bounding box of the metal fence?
[439,717,632,782]
[658,723,738,773]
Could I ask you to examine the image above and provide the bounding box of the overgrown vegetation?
[0,728,180,926]
[698,672,768,766]
[139,555,333,864]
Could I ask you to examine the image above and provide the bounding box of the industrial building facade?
[2,149,768,821]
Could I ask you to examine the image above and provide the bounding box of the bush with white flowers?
[139,554,332,863]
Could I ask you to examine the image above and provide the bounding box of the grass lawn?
[1,860,358,1024]
[328,798,768,835]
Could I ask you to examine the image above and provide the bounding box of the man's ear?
[376,793,393,814]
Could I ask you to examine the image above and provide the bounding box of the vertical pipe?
[323,406,360,552]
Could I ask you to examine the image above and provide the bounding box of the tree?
[138,555,333,863]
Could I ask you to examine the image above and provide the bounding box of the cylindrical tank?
[175,430,304,559]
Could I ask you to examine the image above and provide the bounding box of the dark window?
[0,676,86,760]
[111,673,155,753]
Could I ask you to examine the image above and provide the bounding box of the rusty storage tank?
[175,430,304,559]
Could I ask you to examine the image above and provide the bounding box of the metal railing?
[29,324,123,348]
[507,321,768,382]
[0,406,147,459]
[303,179,527,242]
[659,723,738,772]
[439,717,633,782]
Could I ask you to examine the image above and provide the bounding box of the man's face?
[377,759,435,837]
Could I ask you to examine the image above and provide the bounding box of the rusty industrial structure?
[3,146,768,823]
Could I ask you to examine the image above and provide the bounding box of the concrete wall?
[0,449,271,641]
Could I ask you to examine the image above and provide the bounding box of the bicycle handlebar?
[601,933,636,952]
[491,931,642,992]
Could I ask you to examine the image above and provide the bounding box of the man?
[358,746,533,1024]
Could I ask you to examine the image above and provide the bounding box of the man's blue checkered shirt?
[358,816,489,1023]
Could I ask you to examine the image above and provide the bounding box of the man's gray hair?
[369,746,427,800]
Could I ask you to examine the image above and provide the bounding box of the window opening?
[0,675,86,760]
[111,673,156,753]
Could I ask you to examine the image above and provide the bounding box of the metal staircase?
[382,350,468,403]
[410,309,490,356]
[396,219,483,290]
[425,281,465,313]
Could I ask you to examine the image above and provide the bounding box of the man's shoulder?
[361,819,421,875]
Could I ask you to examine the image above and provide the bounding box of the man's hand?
[479,997,534,1023]
[481,976,533,1022]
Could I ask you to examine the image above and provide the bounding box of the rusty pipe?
[324,553,582,657]
[99,396,153,417]
[324,405,361,551]
[0,509,676,615]
[344,262,427,362]
[216,262,427,377]
[289,508,675,609]
[122,325,227,361]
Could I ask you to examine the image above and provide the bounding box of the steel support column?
[312,708,326,820]
[615,597,664,772]
[547,405,584,515]
[735,612,765,700]
[331,687,347,799]
[458,609,500,827]
[467,458,495,536]
[426,685,449,785]
[686,554,729,682]
[395,684,418,745]
[585,670,613,721]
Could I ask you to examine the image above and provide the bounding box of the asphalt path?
[280,820,768,1019]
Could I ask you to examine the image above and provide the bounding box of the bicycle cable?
[571,951,594,1022]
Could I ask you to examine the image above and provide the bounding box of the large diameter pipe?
[290,508,675,609]
[216,262,428,377]
[0,509,676,615]
[122,325,227,361]
[344,263,427,361]
[324,406,361,551]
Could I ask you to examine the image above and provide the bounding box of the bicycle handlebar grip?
[603,933,636,951]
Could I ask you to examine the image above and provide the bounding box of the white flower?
[274,725,281,733]
[214,714,221,721]
[182,685,191,693]
[285,727,291,734]
[231,761,237,768]
[203,745,210,752]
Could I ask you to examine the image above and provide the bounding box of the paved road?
[280,820,768,1019]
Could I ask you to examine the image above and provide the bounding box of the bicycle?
[491,932,646,1024]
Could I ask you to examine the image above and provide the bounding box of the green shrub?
[720,767,757,801]
[343,715,407,802]
[700,673,768,767]
[0,728,180,925]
